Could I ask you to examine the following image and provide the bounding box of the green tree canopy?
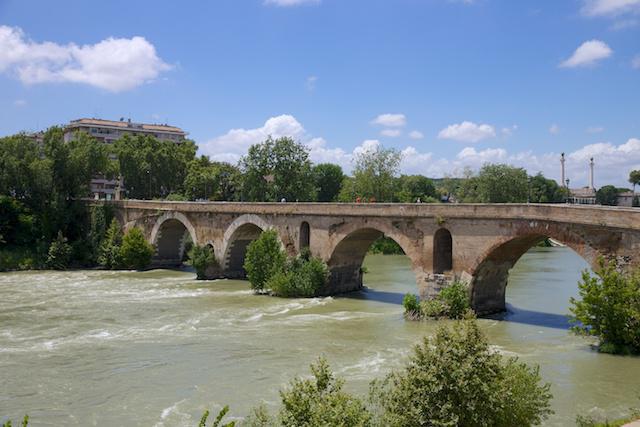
[629,170,640,193]
[395,174,437,203]
[120,227,155,270]
[240,137,316,202]
[528,172,567,203]
[596,185,619,206]
[476,163,529,203]
[114,134,197,199]
[312,163,344,202]
[349,144,401,202]
[184,156,241,201]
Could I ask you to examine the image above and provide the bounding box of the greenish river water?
[1,247,639,426]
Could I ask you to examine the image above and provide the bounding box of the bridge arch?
[468,224,600,315]
[326,222,422,294]
[150,212,198,266]
[221,214,272,279]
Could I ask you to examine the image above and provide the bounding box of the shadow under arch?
[222,222,265,279]
[326,227,418,294]
[150,212,198,266]
[470,232,597,315]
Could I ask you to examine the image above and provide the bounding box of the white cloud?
[264,0,320,6]
[501,125,518,138]
[0,25,170,92]
[610,18,639,29]
[13,99,27,107]
[587,126,605,133]
[371,113,407,128]
[381,129,402,137]
[581,0,640,16]
[201,114,307,163]
[437,121,496,143]
[306,75,317,91]
[560,40,613,68]
[549,124,560,135]
[632,55,640,69]
[408,130,424,140]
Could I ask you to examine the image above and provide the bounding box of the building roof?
[570,187,596,198]
[67,118,186,135]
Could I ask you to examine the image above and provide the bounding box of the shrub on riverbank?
[570,260,640,355]
[403,281,471,320]
[120,227,155,270]
[368,237,404,255]
[98,219,123,269]
[188,244,219,280]
[46,232,72,270]
[371,316,553,426]
[244,229,287,293]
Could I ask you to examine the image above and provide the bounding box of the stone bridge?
[105,200,640,314]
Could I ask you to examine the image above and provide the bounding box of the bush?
[371,317,553,426]
[119,227,155,270]
[570,260,640,355]
[268,255,329,297]
[244,229,286,293]
[98,219,123,269]
[404,281,471,320]
[402,294,420,317]
[198,405,235,427]
[188,244,219,279]
[438,280,471,319]
[46,231,72,270]
[368,237,404,255]
[276,358,372,427]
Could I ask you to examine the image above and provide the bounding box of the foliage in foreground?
[570,260,640,355]
[244,231,329,297]
[245,318,553,427]
[371,317,554,426]
[188,244,219,279]
[403,281,471,320]
[199,405,235,427]
[46,231,72,270]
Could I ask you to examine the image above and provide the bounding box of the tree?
[188,244,219,279]
[46,231,72,270]
[267,255,329,297]
[312,163,344,202]
[395,175,437,203]
[570,260,640,355]
[629,170,640,194]
[184,156,241,201]
[277,358,372,427]
[372,317,553,426]
[474,163,528,203]
[98,219,123,269]
[351,144,401,202]
[596,185,619,206]
[244,229,286,292]
[114,134,196,199]
[240,137,315,202]
[528,172,567,203]
[119,227,155,270]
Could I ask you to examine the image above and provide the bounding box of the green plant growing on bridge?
[119,227,155,270]
[244,229,287,293]
[570,260,640,355]
[370,316,553,426]
[188,244,219,279]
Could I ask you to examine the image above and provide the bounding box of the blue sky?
[1,0,639,186]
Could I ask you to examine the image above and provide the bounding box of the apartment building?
[64,118,187,200]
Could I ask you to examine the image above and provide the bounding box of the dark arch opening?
[154,219,192,266]
[327,228,411,294]
[300,222,310,251]
[224,223,263,279]
[471,234,592,316]
[433,228,453,274]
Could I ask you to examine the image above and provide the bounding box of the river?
[1,247,639,426]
